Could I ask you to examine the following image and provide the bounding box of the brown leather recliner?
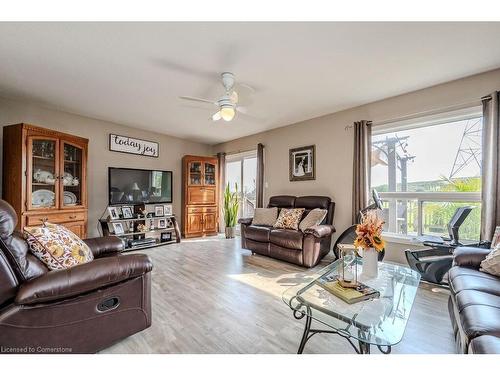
[0,199,153,353]
[448,246,500,354]
[239,195,335,268]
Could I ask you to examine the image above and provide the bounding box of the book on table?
[316,273,380,304]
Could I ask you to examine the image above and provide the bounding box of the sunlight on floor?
[227,270,316,298]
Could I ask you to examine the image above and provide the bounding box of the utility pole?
[373,136,413,234]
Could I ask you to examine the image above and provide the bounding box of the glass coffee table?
[283,258,421,354]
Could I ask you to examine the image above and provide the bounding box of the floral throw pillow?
[24,223,93,271]
[273,208,305,230]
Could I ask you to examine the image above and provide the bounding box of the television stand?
[99,204,181,252]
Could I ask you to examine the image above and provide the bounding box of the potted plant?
[223,183,240,239]
[354,210,386,278]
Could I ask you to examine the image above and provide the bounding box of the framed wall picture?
[289,145,315,181]
[112,222,125,235]
[164,204,173,216]
[108,206,119,220]
[157,218,167,229]
[155,205,165,217]
[122,206,134,219]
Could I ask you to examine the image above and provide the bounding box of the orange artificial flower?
[353,210,386,252]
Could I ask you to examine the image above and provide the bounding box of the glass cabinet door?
[188,161,202,185]
[204,162,216,186]
[61,142,84,207]
[29,137,58,209]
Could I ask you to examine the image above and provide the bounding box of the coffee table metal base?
[293,307,392,354]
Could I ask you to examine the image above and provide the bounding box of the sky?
[371,117,482,189]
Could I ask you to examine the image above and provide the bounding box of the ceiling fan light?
[220,106,235,121]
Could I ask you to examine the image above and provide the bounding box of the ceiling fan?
[179,72,253,122]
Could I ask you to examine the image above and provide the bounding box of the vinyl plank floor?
[101,236,455,354]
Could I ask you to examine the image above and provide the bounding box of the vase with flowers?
[354,210,386,278]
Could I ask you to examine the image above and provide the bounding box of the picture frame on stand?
[164,204,173,216]
[155,205,165,217]
[112,222,125,235]
[108,206,119,220]
[122,206,134,219]
[157,218,167,229]
[161,232,172,242]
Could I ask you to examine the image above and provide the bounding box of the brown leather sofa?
[0,199,153,353]
[448,246,500,354]
[239,195,335,268]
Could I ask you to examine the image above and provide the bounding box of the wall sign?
[109,134,159,158]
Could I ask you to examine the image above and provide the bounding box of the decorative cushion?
[298,208,328,232]
[252,207,279,226]
[24,223,93,271]
[273,208,305,230]
[480,245,500,277]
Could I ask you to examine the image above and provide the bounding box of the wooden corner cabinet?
[2,123,88,238]
[182,155,218,238]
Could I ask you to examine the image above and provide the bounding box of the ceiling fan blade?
[212,111,222,121]
[179,96,216,105]
[237,82,256,93]
[230,91,239,104]
[236,106,248,114]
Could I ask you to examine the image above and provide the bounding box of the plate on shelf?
[32,189,55,207]
[63,191,77,205]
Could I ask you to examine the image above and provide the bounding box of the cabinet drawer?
[188,206,217,214]
[187,186,216,205]
[27,211,86,226]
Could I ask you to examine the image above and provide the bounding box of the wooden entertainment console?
[99,203,181,251]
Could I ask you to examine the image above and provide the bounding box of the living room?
[1,2,499,373]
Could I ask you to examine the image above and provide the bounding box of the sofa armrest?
[84,236,124,258]
[238,217,253,225]
[15,254,152,305]
[453,246,491,269]
[304,225,335,238]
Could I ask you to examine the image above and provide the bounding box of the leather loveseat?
[0,199,153,353]
[448,246,500,354]
[238,195,335,268]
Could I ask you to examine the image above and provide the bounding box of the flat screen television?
[108,167,172,205]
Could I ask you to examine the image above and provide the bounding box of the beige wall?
[0,97,211,237]
[213,68,500,263]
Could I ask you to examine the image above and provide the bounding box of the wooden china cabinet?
[182,155,218,238]
[2,123,88,238]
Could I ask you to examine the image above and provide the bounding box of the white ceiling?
[1,22,500,145]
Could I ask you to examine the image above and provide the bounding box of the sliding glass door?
[225,150,257,223]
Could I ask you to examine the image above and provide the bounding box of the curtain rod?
[221,147,259,156]
[344,99,482,130]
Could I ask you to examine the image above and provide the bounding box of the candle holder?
[337,244,359,288]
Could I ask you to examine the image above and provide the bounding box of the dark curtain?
[217,152,226,233]
[352,120,372,224]
[256,143,264,208]
[481,92,500,240]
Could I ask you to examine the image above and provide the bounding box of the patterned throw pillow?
[480,244,500,277]
[299,208,328,232]
[252,207,278,226]
[24,223,93,271]
[273,208,305,230]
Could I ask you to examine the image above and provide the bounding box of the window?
[225,150,257,220]
[371,107,482,241]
